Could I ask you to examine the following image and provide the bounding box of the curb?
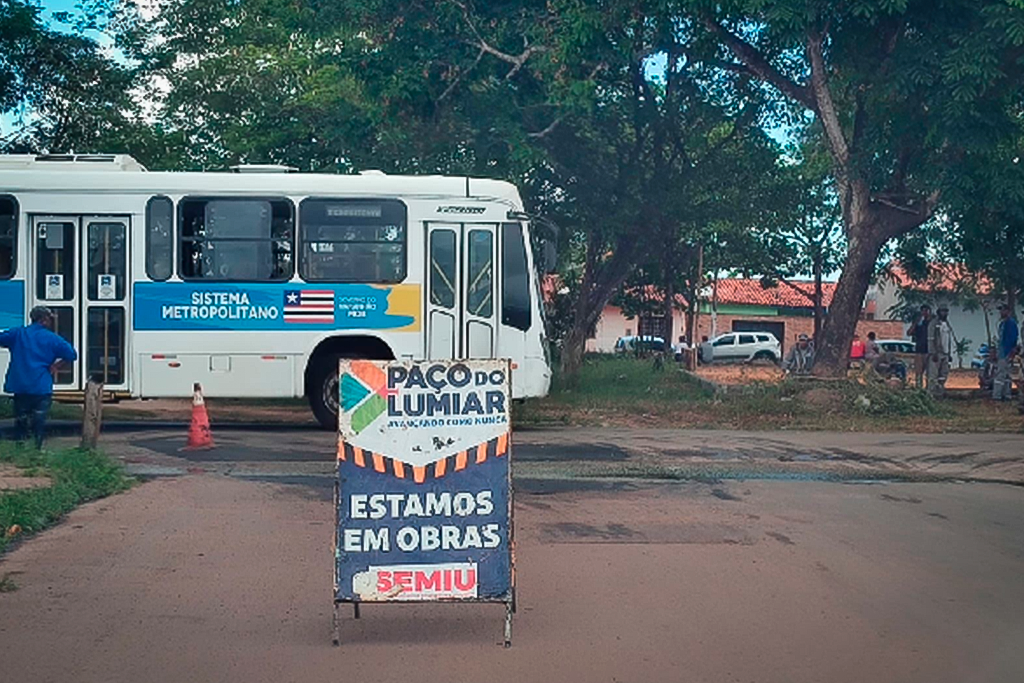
[0,419,325,436]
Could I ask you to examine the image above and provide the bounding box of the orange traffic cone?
[181,382,215,451]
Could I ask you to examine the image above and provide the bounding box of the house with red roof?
[874,263,1001,358]
[586,277,904,354]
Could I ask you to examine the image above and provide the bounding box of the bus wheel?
[309,354,342,430]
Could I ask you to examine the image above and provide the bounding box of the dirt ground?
[1,472,1022,683]
[695,364,982,389]
[0,463,49,491]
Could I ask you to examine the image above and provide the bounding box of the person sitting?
[672,335,689,362]
[865,332,881,364]
[783,334,815,375]
[979,346,999,392]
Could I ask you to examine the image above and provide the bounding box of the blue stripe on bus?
[0,280,25,331]
[133,282,417,332]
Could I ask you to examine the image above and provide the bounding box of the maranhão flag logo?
[284,289,335,323]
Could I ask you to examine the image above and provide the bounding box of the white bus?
[0,154,551,427]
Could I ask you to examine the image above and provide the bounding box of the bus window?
[467,230,493,318]
[501,222,531,331]
[0,195,15,279]
[299,199,406,282]
[146,196,173,281]
[430,229,456,308]
[179,197,293,281]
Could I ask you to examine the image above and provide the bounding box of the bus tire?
[309,354,343,431]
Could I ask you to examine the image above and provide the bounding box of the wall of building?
[694,314,904,353]
[874,282,998,359]
[587,305,907,355]
[586,305,688,353]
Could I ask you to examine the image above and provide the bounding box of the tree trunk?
[813,229,883,376]
[813,255,823,342]
[663,276,675,352]
[560,239,639,383]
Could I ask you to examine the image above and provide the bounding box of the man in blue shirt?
[0,306,78,448]
[993,303,1019,401]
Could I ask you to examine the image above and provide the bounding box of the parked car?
[614,335,666,354]
[877,339,915,356]
[701,332,781,363]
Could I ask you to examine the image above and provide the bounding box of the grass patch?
[516,357,1020,433]
[549,356,710,406]
[0,442,133,554]
[514,356,711,425]
[0,572,21,592]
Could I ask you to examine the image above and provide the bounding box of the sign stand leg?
[353,602,361,619]
[332,602,341,647]
[504,600,513,648]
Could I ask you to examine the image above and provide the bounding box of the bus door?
[426,223,497,359]
[30,215,129,391]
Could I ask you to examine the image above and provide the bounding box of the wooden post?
[81,377,104,450]
[687,244,704,371]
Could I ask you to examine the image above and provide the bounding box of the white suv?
[702,332,781,363]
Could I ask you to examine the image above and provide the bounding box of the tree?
[693,0,1024,375]
[944,134,1024,311]
[136,0,785,380]
[760,158,844,341]
[0,0,151,155]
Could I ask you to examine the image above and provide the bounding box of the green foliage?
[690,0,1024,372]
[0,0,148,154]
[0,443,133,553]
[548,356,711,407]
[838,381,946,417]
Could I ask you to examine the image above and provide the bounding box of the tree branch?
[807,30,849,170]
[437,48,485,102]
[527,115,565,139]
[703,18,815,109]
[451,0,548,79]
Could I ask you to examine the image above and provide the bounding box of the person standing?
[993,303,1018,401]
[0,306,78,448]
[927,305,954,398]
[908,304,932,389]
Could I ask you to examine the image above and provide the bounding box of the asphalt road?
[1,428,1023,682]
